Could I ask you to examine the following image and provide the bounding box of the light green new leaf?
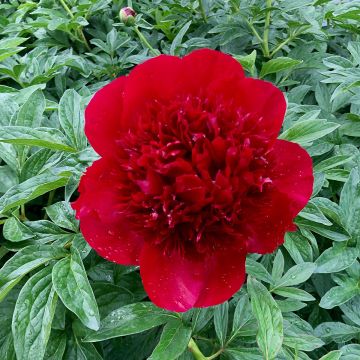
[52,247,100,330]
[260,57,302,78]
[248,276,283,359]
[84,302,174,342]
[12,266,57,360]
[148,320,192,360]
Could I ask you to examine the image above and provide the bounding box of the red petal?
[243,140,313,254]
[211,77,286,142]
[72,158,143,265]
[85,77,127,158]
[181,48,245,94]
[122,54,182,123]
[139,243,246,312]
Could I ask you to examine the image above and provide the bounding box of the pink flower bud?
[119,7,136,25]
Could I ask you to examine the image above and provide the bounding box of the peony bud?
[119,7,136,25]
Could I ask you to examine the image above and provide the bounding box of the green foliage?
[0,0,360,359]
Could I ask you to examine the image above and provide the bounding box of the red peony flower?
[72,49,313,312]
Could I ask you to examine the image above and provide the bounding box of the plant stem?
[263,0,272,57]
[188,339,223,360]
[59,0,91,51]
[134,26,160,56]
[198,0,207,23]
[207,348,224,360]
[19,204,27,221]
[188,339,207,360]
[127,0,133,7]
[271,36,293,57]
[59,0,73,18]
[44,190,56,220]
[245,19,263,44]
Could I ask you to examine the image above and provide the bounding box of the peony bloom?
[72,49,313,312]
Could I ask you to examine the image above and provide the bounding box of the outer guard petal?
[85,77,127,158]
[244,140,313,254]
[72,158,143,265]
[140,242,246,312]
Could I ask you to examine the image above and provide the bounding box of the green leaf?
[0,245,67,301]
[169,21,191,55]
[226,348,263,360]
[234,50,257,75]
[295,217,350,242]
[58,89,87,150]
[298,202,332,225]
[273,287,315,302]
[3,217,35,242]
[315,244,359,273]
[84,302,173,342]
[314,155,353,172]
[52,247,100,330]
[20,149,62,182]
[232,294,252,335]
[340,168,360,244]
[271,250,284,282]
[0,173,69,214]
[260,57,302,78]
[320,283,359,309]
[315,322,359,343]
[246,258,273,283]
[148,320,192,360]
[15,89,45,128]
[44,330,66,360]
[279,120,340,145]
[272,263,316,289]
[45,201,78,232]
[319,351,342,360]
[247,276,283,359]
[12,266,57,360]
[284,232,313,264]
[0,333,16,360]
[341,295,360,326]
[64,331,102,360]
[0,126,76,152]
[214,301,229,346]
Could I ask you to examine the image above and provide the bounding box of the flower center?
[115,95,272,254]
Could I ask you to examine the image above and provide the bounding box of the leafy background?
[0,0,360,359]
